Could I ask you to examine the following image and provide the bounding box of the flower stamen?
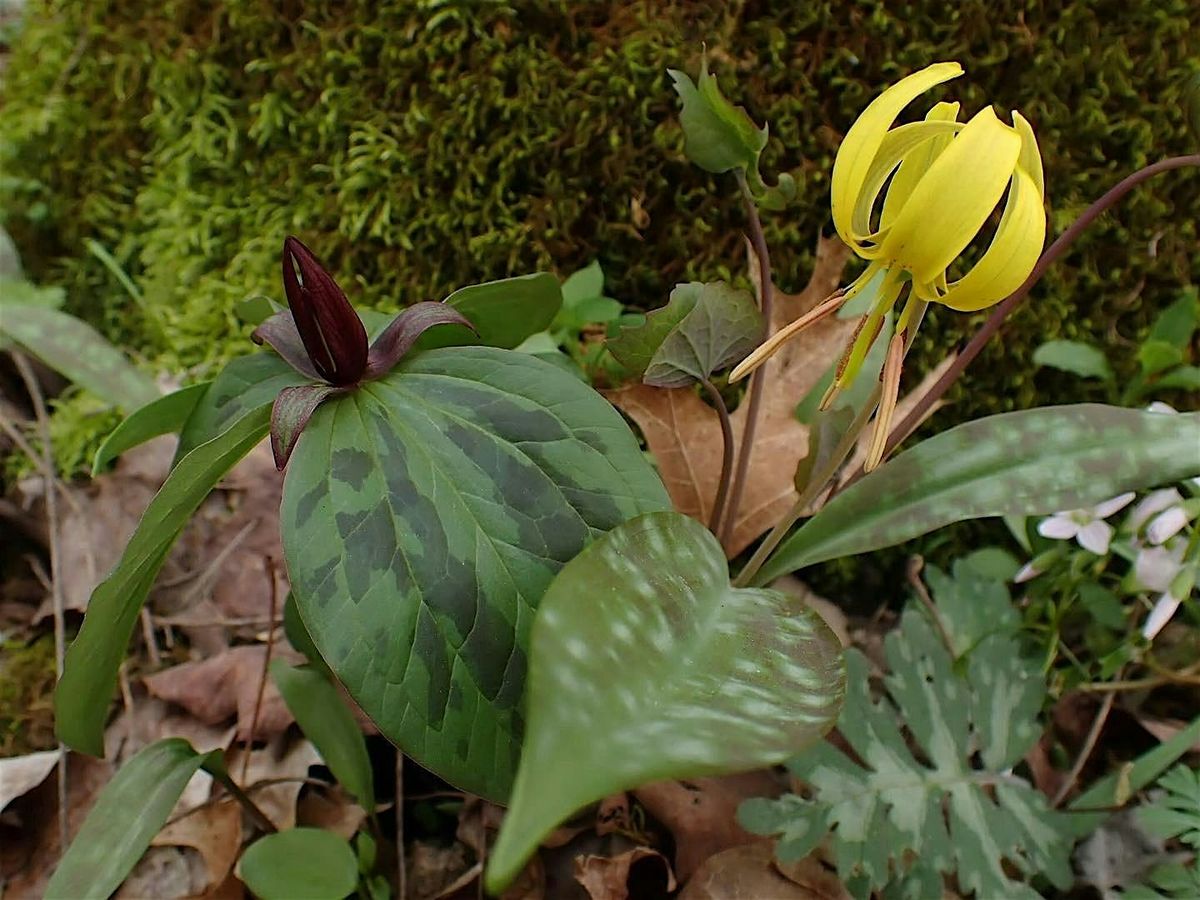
[865,330,906,471]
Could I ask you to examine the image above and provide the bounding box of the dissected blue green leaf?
[45,739,214,900]
[0,304,158,409]
[741,586,1070,900]
[1123,765,1200,899]
[176,352,307,460]
[281,346,669,802]
[238,828,359,900]
[56,405,271,754]
[755,405,1200,585]
[668,58,767,175]
[416,272,562,350]
[1033,339,1113,380]
[92,383,210,473]
[271,661,375,812]
[608,281,763,387]
[924,560,1021,659]
[486,512,844,892]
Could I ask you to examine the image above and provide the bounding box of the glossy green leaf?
[92,382,210,473]
[755,405,1200,585]
[486,512,844,892]
[1033,339,1113,380]
[561,260,605,306]
[281,346,669,802]
[176,352,307,460]
[1138,339,1184,377]
[283,591,329,675]
[0,304,158,409]
[45,739,213,900]
[608,281,763,387]
[271,661,375,812]
[668,58,766,175]
[1148,290,1199,349]
[56,405,271,754]
[238,828,358,900]
[1156,365,1200,391]
[416,272,562,351]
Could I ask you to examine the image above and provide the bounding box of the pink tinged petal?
[1038,516,1081,540]
[1128,488,1183,531]
[364,302,478,379]
[1013,562,1043,584]
[1092,491,1137,520]
[252,310,322,380]
[1146,401,1177,415]
[1075,520,1114,555]
[1147,507,1189,545]
[1135,546,1182,593]
[269,383,344,470]
[1142,593,1181,640]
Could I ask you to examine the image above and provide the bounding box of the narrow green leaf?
[238,828,359,900]
[283,591,330,675]
[282,347,669,802]
[416,272,562,351]
[270,661,375,812]
[1155,365,1200,391]
[485,512,844,892]
[56,404,271,754]
[755,405,1200,585]
[92,383,210,473]
[1138,340,1184,377]
[1032,340,1113,380]
[0,304,158,409]
[1148,290,1199,349]
[45,739,212,900]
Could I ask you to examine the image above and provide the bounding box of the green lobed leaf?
[668,58,767,175]
[741,589,1069,899]
[608,281,763,387]
[485,512,844,892]
[754,405,1200,585]
[270,661,375,812]
[416,272,562,351]
[56,405,271,754]
[45,739,214,900]
[1032,339,1114,380]
[238,828,359,900]
[92,382,210,473]
[0,304,159,409]
[281,346,669,803]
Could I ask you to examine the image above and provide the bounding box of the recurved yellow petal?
[879,106,1020,284]
[831,62,963,248]
[1012,111,1044,199]
[879,102,961,230]
[938,166,1046,311]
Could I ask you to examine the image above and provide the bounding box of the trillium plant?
[48,55,1200,896]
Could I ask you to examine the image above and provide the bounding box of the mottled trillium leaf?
[57,405,271,754]
[755,405,1200,585]
[416,272,562,351]
[45,739,217,900]
[0,304,159,409]
[92,382,210,473]
[608,281,763,388]
[281,347,670,802]
[485,512,845,893]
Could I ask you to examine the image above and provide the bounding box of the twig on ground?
[242,556,279,782]
[396,752,407,900]
[1052,688,1118,808]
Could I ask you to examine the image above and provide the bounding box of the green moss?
[0,634,57,756]
[3,389,124,481]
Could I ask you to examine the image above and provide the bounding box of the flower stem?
[722,171,774,551]
[702,379,736,537]
[878,153,1200,463]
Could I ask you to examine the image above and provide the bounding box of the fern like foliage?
[1127,765,1200,899]
[740,561,1073,899]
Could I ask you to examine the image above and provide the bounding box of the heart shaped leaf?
[281,346,670,802]
[485,511,845,892]
[755,404,1200,585]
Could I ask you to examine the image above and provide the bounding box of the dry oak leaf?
[679,842,848,900]
[608,234,855,556]
[573,846,677,900]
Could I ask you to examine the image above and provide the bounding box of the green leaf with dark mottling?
[754,405,1200,585]
[93,382,210,473]
[281,346,669,802]
[608,281,763,387]
[416,272,562,351]
[485,512,844,892]
[0,304,159,409]
[56,405,271,754]
[46,739,216,900]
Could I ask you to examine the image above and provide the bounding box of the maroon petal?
[270,383,344,470]
[252,310,322,380]
[282,237,368,385]
[364,301,478,379]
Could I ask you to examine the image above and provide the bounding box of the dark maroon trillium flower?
[253,236,476,470]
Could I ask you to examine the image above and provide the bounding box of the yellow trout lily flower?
[731,61,1046,470]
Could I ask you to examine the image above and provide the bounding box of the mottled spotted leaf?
[56,405,271,754]
[755,405,1200,585]
[1,304,159,409]
[281,347,670,802]
[485,512,844,891]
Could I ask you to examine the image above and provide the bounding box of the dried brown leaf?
[0,749,59,813]
[679,842,845,899]
[224,737,321,831]
[608,235,855,555]
[573,846,676,900]
[146,798,242,895]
